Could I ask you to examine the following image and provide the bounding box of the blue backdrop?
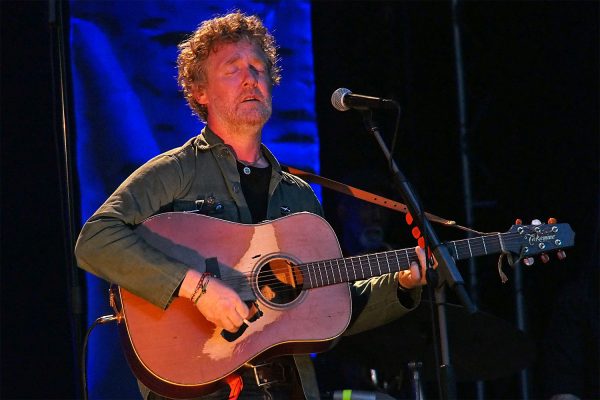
[70,1,318,397]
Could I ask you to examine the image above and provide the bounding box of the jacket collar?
[194,126,283,175]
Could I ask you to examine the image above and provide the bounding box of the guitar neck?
[300,232,511,289]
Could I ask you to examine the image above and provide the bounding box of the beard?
[236,99,272,127]
[213,95,272,129]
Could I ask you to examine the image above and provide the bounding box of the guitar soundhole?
[256,258,305,308]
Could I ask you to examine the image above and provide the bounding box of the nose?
[242,65,259,87]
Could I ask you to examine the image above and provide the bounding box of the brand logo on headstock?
[525,233,556,246]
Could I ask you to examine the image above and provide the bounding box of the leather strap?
[283,165,455,226]
[293,355,321,400]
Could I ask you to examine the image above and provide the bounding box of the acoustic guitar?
[111,212,574,398]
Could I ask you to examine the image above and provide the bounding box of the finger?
[231,314,246,329]
[206,313,235,332]
[235,299,250,319]
[222,322,238,333]
[415,246,427,268]
[223,316,241,333]
[410,261,421,282]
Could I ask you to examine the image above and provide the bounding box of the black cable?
[81,315,118,400]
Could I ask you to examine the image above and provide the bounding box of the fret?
[403,249,411,269]
[300,263,315,288]
[329,259,336,284]
[384,253,389,274]
[350,256,357,281]
[369,254,379,276]
[467,239,473,258]
[498,233,506,253]
[481,236,488,255]
[403,249,411,270]
[336,259,343,284]
[453,241,459,259]
[306,264,314,288]
[343,258,350,282]
[357,255,366,280]
[317,262,324,287]
[488,235,503,254]
[361,255,367,279]
[409,248,415,267]
[329,260,335,284]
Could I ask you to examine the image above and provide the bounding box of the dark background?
[2,1,597,399]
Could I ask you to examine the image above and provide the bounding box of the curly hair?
[177,11,281,122]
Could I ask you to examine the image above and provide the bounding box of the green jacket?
[75,127,420,399]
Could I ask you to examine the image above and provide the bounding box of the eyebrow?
[223,54,242,65]
[222,53,267,67]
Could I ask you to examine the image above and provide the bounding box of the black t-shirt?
[236,161,272,223]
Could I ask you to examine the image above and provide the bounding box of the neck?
[208,123,265,166]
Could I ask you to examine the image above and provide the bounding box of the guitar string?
[211,233,539,290]
[213,242,546,297]
[208,233,542,292]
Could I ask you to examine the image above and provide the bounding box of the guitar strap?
[293,355,321,400]
[282,165,455,226]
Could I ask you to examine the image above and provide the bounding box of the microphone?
[331,88,398,112]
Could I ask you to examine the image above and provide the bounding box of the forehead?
[208,39,267,66]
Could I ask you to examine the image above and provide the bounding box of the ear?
[193,86,208,106]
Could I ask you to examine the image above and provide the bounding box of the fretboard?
[300,231,515,289]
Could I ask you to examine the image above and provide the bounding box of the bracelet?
[191,272,211,305]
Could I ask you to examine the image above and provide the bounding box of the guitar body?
[116,212,351,398]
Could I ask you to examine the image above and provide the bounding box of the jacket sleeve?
[344,272,421,336]
[75,154,194,309]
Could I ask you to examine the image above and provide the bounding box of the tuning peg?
[523,257,535,266]
[540,253,550,263]
[515,218,522,225]
[547,217,557,224]
[557,250,567,260]
[406,213,413,225]
[531,219,542,226]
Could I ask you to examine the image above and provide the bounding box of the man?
[75,11,429,399]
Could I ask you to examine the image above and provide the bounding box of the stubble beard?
[217,98,272,132]
[239,100,272,128]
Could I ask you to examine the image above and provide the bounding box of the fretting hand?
[398,246,436,289]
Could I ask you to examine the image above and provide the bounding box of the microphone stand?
[361,111,476,400]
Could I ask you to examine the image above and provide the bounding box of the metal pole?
[450,2,484,398]
[514,262,531,400]
[49,0,86,396]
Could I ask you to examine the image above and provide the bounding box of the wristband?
[191,272,211,304]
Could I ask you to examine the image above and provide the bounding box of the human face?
[195,39,273,130]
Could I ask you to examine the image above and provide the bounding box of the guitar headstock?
[505,218,575,263]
